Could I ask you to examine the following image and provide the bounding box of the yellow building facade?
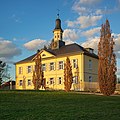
[15,16,98,91]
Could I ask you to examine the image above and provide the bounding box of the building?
[0,81,15,90]
[15,15,98,91]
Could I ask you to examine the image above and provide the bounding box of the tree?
[0,60,6,86]
[32,52,44,90]
[64,57,73,92]
[98,19,117,96]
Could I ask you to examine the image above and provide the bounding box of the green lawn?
[0,90,120,120]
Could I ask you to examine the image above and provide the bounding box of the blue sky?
[0,0,120,79]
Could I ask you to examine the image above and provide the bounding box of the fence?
[72,82,120,92]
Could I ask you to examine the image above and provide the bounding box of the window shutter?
[57,62,59,70]
[54,62,56,70]
[63,61,64,69]
[26,66,28,73]
[76,59,78,68]
[31,65,33,73]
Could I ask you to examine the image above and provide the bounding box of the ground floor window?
[89,76,92,82]
[19,80,23,86]
[58,77,62,84]
[28,79,31,86]
[73,76,78,84]
[50,78,54,85]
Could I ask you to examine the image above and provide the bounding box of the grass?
[0,90,120,120]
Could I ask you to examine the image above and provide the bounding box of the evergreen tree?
[98,19,117,96]
[32,52,44,90]
[64,57,73,92]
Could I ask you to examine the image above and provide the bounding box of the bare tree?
[64,57,73,92]
[32,52,44,90]
[98,19,117,96]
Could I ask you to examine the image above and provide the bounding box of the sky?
[0,0,120,80]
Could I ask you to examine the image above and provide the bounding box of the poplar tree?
[32,52,44,90]
[98,19,117,96]
[64,57,73,92]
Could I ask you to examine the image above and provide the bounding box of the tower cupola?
[53,14,63,42]
[51,13,65,50]
[54,14,63,32]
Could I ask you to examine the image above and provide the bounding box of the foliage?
[98,19,117,96]
[0,91,120,120]
[64,57,73,92]
[0,60,6,86]
[32,52,44,90]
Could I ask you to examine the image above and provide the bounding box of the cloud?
[79,0,101,5]
[67,15,102,29]
[81,33,120,59]
[0,38,21,61]
[23,39,47,51]
[63,29,80,42]
[72,0,102,15]
[81,37,99,53]
[81,27,101,38]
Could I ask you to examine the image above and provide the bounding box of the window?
[88,60,92,69]
[58,77,62,84]
[89,76,92,82]
[42,64,46,71]
[19,80,23,86]
[50,62,54,71]
[59,61,64,70]
[28,79,31,86]
[73,59,78,68]
[19,67,23,74]
[27,66,32,73]
[50,78,54,85]
[42,54,46,57]
[73,76,78,84]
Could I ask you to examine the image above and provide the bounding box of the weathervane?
[57,9,60,18]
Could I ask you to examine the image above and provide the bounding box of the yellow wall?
[15,51,98,91]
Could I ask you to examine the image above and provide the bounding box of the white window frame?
[88,60,92,69]
[19,80,23,86]
[27,66,32,73]
[73,59,78,68]
[58,77,62,84]
[27,79,31,86]
[19,67,23,74]
[59,61,64,70]
[73,76,78,84]
[50,62,55,71]
[50,78,54,85]
[42,64,46,71]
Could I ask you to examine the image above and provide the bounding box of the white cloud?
[63,29,80,42]
[81,37,99,53]
[81,33,120,59]
[79,0,101,5]
[23,39,47,51]
[0,38,21,61]
[72,0,102,15]
[81,27,101,38]
[67,15,102,29]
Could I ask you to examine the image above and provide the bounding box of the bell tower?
[51,14,65,50]
[53,13,63,41]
